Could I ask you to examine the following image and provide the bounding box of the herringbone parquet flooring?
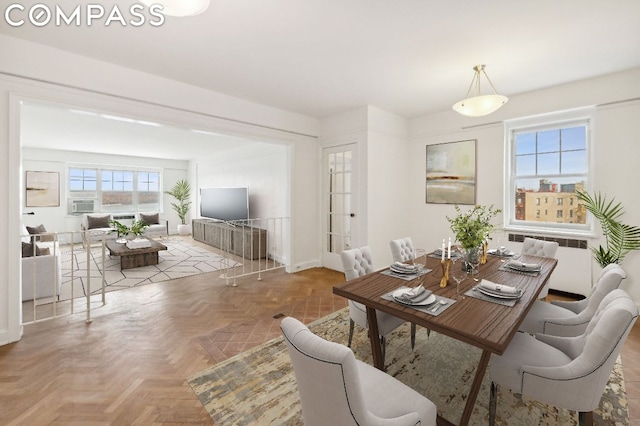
[2,246,639,425]
[1,255,346,425]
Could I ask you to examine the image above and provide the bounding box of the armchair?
[519,264,626,336]
[136,212,168,239]
[521,237,559,299]
[281,316,437,426]
[389,237,415,263]
[489,289,638,426]
[340,246,416,366]
[80,214,116,248]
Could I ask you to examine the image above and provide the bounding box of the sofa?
[21,225,62,302]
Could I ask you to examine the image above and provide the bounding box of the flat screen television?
[200,187,249,221]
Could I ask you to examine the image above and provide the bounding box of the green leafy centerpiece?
[447,204,501,273]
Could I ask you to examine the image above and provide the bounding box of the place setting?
[381,249,432,281]
[499,259,542,276]
[381,283,455,316]
[465,278,524,307]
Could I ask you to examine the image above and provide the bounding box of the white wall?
[195,144,288,220]
[0,35,321,345]
[22,148,189,237]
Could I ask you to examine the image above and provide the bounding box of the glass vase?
[461,246,482,274]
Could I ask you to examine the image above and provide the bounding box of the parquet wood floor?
[2,256,638,425]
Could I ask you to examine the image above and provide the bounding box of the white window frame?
[503,107,595,237]
[67,164,162,213]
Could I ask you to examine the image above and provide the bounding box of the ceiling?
[4,1,640,158]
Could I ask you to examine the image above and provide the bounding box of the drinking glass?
[451,258,468,299]
[413,248,427,272]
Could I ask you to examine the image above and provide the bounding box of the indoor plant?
[575,189,640,268]
[110,219,148,241]
[165,179,192,235]
[447,204,501,273]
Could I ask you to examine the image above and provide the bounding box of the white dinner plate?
[477,287,522,299]
[392,289,436,306]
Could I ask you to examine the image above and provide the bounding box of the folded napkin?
[508,260,541,271]
[479,279,519,294]
[394,285,433,303]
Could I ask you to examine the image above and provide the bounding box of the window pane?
[515,133,536,155]
[537,153,560,174]
[561,150,587,174]
[515,154,536,176]
[561,126,586,151]
[538,130,560,153]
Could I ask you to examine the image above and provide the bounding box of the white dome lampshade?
[141,0,210,17]
[452,65,508,117]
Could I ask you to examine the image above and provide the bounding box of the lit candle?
[448,237,452,259]
[441,239,445,261]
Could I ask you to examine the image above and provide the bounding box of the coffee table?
[105,238,167,270]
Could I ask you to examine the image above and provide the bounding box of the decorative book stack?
[126,238,151,249]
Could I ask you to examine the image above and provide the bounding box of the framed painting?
[26,171,60,207]
[425,139,476,204]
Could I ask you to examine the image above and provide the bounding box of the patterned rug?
[59,238,241,300]
[188,308,628,425]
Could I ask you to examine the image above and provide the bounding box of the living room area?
[19,100,292,324]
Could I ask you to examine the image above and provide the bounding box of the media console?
[192,219,267,260]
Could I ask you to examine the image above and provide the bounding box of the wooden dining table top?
[333,253,558,356]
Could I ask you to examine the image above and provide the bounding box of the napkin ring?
[440,259,451,288]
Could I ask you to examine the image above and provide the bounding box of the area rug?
[188,308,628,425]
[58,238,241,300]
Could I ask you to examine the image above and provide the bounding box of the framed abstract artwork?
[425,139,476,204]
[26,171,60,207]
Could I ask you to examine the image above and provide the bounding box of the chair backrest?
[389,237,415,263]
[521,237,559,258]
[340,246,375,280]
[524,289,638,411]
[581,264,626,311]
[280,317,373,425]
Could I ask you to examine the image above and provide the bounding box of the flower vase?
[461,246,481,274]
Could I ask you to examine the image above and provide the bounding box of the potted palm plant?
[575,189,640,268]
[165,179,192,236]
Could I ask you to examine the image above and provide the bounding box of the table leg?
[459,349,491,426]
[365,307,384,371]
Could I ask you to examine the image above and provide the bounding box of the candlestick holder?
[439,258,452,288]
[480,241,488,264]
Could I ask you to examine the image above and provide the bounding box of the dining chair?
[389,237,415,263]
[489,289,638,426]
[281,316,437,426]
[521,237,559,299]
[519,264,626,336]
[340,246,416,365]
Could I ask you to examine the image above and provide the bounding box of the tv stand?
[192,219,267,260]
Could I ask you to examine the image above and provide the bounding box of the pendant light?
[452,65,508,117]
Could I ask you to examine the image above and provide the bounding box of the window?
[67,167,161,213]
[505,109,592,235]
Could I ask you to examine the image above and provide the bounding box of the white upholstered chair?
[521,237,559,299]
[519,264,626,336]
[489,289,638,426]
[389,237,415,263]
[281,316,437,426]
[80,213,116,248]
[340,247,416,365]
[136,212,169,239]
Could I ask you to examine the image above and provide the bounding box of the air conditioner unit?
[72,200,95,213]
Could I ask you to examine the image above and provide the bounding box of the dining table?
[333,251,558,426]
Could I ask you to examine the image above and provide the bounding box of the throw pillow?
[26,224,54,242]
[21,242,47,257]
[87,215,111,229]
[139,213,159,225]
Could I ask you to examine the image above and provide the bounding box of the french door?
[322,144,359,271]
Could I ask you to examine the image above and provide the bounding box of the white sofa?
[21,226,62,302]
